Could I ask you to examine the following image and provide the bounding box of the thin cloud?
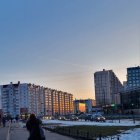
[52,58,94,70]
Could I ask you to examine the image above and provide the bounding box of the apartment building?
[0,82,45,117]
[28,84,45,116]
[0,82,28,117]
[94,69,123,106]
[127,66,140,89]
[44,88,73,116]
[120,66,140,114]
[1,82,74,117]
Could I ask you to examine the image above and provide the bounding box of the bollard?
[119,114,120,123]
[68,128,70,136]
[87,132,89,139]
[133,115,135,124]
[99,133,102,140]
[77,130,79,137]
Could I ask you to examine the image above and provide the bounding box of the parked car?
[85,114,93,121]
[85,114,106,122]
[58,116,66,120]
[43,116,54,120]
[65,115,79,121]
[69,115,79,121]
[78,114,87,120]
[92,114,106,122]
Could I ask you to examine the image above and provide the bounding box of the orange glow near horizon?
[79,103,86,113]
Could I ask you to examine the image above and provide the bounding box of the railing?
[43,126,121,140]
[105,114,140,124]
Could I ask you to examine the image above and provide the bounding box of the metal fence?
[43,126,121,140]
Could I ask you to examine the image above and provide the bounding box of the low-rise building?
[74,99,96,114]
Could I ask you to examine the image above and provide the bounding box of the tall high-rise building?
[1,82,29,117]
[127,66,140,89]
[94,69,123,106]
[44,88,73,116]
[1,82,74,117]
[120,66,140,114]
[0,82,45,117]
[28,84,45,116]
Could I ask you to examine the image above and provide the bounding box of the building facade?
[120,66,140,114]
[0,82,45,117]
[127,66,140,89]
[74,99,96,114]
[94,69,123,106]
[28,84,45,116]
[1,82,28,117]
[120,87,140,114]
[0,82,74,117]
[44,88,73,116]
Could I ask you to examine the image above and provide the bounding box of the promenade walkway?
[0,122,9,140]
[10,122,76,140]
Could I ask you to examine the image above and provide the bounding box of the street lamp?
[131,103,135,124]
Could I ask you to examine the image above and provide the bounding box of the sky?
[0,0,140,99]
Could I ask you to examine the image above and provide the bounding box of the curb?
[6,122,11,140]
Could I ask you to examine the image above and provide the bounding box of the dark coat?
[26,118,42,140]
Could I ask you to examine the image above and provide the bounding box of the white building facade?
[1,82,28,117]
[0,82,45,117]
[0,82,73,117]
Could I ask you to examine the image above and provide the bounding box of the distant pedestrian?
[2,116,6,127]
[26,114,45,140]
[0,115,2,126]
[10,117,13,123]
[15,116,19,123]
[131,110,134,115]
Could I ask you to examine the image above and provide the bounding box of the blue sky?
[0,0,140,99]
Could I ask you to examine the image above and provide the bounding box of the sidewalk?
[10,122,28,140]
[10,122,76,140]
[0,123,9,140]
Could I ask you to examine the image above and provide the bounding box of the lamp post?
[131,103,135,124]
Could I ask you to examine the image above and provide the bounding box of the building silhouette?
[127,66,140,89]
[94,69,123,107]
[120,66,140,114]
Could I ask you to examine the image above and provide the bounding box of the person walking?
[2,116,6,127]
[26,114,45,140]
[10,116,13,123]
[0,115,2,126]
[15,115,19,123]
